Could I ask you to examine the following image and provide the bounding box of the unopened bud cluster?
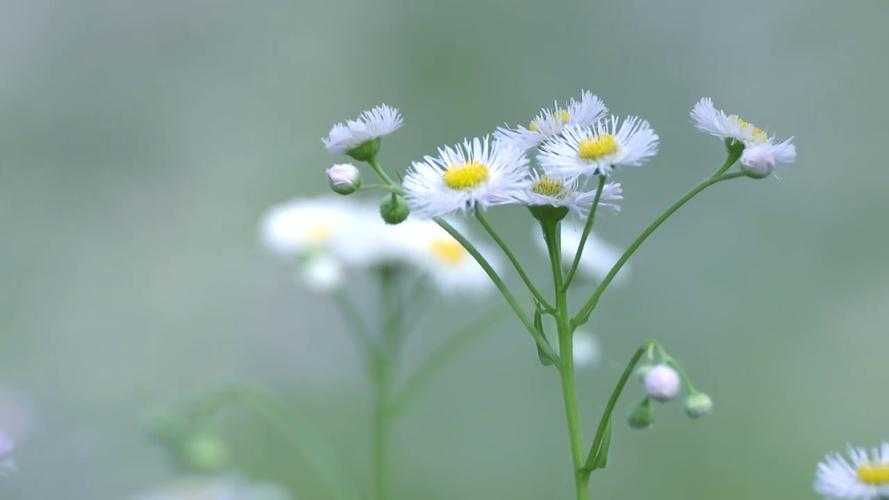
[626,344,713,430]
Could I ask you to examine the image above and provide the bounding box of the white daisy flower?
[690,97,773,146]
[534,224,628,283]
[403,136,529,219]
[397,219,494,295]
[259,197,357,258]
[128,476,292,500]
[538,117,659,178]
[815,443,889,499]
[322,104,403,155]
[511,171,623,217]
[494,90,608,151]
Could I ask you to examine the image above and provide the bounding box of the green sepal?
[723,138,744,165]
[529,205,570,224]
[347,138,381,162]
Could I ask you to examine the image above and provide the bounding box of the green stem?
[573,171,746,328]
[582,341,653,472]
[542,220,588,500]
[475,208,555,312]
[371,267,400,500]
[367,156,398,188]
[563,175,606,290]
[435,218,560,364]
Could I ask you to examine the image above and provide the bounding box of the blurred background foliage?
[2,0,888,498]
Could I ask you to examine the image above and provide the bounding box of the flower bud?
[684,392,714,419]
[740,145,775,179]
[326,163,361,195]
[182,432,230,472]
[643,364,681,402]
[634,363,654,382]
[627,398,654,430]
[380,194,410,225]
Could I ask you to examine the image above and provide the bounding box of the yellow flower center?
[429,238,466,265]
[529,109,570,132]
[578,134,619,161]
[730,115,769,144]
[443,160,489,190]
[307,225,333,243]
[858,463,889,485]
[530,176,567,198]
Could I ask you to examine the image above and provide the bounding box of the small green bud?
[326,163,362,195]
[626,398,654,430]
[380,194,410,224]
[182,432,230,472]
[346,138,381,162]
[684,392,714,419]
[724,137,745,163]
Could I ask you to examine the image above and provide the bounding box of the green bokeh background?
[2,0,888,498]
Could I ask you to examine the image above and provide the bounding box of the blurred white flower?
[397,219,494,295]
[509,171,623,217]
[322,104,403,155]
[0,431,15,475]
[299,254,344,292]
[538,116,659,178]
[690,97,771,146]
[815,443,889,499]
[128,476,292,500]
[571,330,601,368]
[260,197,355,257]
[494,90,608,151]
[643,364,681,402]
[535,224,628,283]
[403,136,528,219]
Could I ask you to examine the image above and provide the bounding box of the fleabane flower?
[403,136,528,219]
[323,104,403,158]
[397,219,494,295]
[538,116,659,178]
[815,443,889,499]
[690,97,772,146]
[511,171,623,217]
[494,90,608,151]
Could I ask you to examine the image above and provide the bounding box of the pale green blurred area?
[2,0,888,498]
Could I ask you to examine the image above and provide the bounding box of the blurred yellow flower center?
[429,238,466,265]
[529,110,570,132]
[578,134,619,161]
[443,160,489,190]
[307,225,333,243]
[730,115,768,144]
[530,176,566,198]
[858,463,889,484]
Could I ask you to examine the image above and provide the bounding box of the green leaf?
[590,416,612,471]
[534,305,555,366]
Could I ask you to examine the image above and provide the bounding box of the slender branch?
[367,157,398,188]
[573,171,746,328]
[563,175,606,290]
[388,311,504,416]
[435,218,560,365]
[475,208,555,312]
[362,183,403,194]
[332,292,378,359]
[581,341,653,473]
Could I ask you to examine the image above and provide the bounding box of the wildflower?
[684,392,713,419]
[326,163,362,195]
[538,116,659,178]
[740,141,797,178]
[627,399,655,430]
[643,364,681,402]
[323,104,403,159]
[815,443,889,499]
[510,171,623,217]
[403,137,528,219]
[494,90,608,151]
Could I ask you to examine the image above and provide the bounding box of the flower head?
[403,136,528,219]
[539,116,659,178]
[494,90,608,151]
[690,98,772,146]
[323,104,403,156]
[511,171,623,217]
[815,443,889,499]
[740,140,797,178]
[397,219,494,295]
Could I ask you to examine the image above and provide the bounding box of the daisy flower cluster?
[815,443,889,500]
[260,196,494,294]
[316,91,798,499]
